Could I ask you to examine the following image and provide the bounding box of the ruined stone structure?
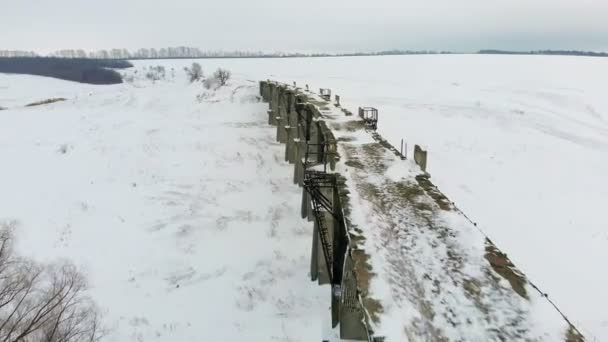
[260,81,373,341]
[259,80,584,342]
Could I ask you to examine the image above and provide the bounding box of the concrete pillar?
[292,140,301,184]
[276,104,288,143]
[294,157,304,187]
[284,126,292,162]
[328,141,337,171]
[275,107,283,142]
[259,81,265,99]
[315,186,334,285]
[301,187,310,219]
[310,220,319,281]
[308,122,320,166]
[269,85,277,115]
[285,127,298,163]
[340,255,370,341]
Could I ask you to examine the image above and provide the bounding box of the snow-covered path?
[0,71,326,341]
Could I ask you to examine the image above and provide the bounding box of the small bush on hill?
[214,68,231,86]
[184,63,203,83]
[202,68,232,90]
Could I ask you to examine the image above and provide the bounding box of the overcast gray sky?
[2,0,607,53]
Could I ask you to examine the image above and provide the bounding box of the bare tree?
[213,68,231,86]
[0,223,103,342]
[184,63,203,82]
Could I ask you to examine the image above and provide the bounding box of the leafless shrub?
[145,65,166,81]
[184,63,203,83]
[0,223,103,342]
[213,68,231,86]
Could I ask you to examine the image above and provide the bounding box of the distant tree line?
[478,50,608,57]
[0,57,133,84]
[0,47,455,60]
[0,50,38,57]
[3,47,607,60]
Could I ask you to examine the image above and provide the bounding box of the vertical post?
[310,215,319,281]
[316,186,333,285]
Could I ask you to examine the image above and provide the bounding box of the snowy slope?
[0,68,328,341]
[192,55,606,341]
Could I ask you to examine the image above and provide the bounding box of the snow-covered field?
[0,70,329,341]
[188,54,606,340]
[1,54,606,341]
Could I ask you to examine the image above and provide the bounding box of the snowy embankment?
[277,83,576,341]
[203,55,605,340]
[0,67,326,341]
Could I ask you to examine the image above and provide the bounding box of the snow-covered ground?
[1,54,606,340]
[185,54,606,340]
[0,69,329,341]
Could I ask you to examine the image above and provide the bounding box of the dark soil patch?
[484,239,528,299]
[351,248,382,323]
[415,175,454,211]
[565,325,585,342]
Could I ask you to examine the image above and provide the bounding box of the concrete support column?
[340,256,370,341]
[276,104,288,143]
[269,85,277,116]
[301,187,310,219]
[310,220,319,281]
[294,157,304,187]
[275,108,283,141]
[293,144,301,185]
[284,126,291,162]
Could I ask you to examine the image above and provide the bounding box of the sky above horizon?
[2,0,607,53]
